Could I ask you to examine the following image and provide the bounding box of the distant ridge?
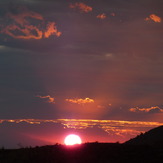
[125,125,163,146]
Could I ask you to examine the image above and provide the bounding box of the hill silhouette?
[1,126,163,163]
[1,142,163,162]
[125,125,163,146]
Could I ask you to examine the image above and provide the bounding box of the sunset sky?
[0,0,163,148]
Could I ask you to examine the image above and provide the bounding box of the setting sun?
[64,134,82,145]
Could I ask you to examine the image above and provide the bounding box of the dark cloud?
[37,95,55,103]
[0,7,61,40]
[0,0,163,122]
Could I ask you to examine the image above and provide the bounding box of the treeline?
[0,142,163,163]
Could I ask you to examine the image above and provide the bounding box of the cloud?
[97,103,111,109]
[145,14,161,23]
[1,24,43,40]
[102,128,142,137]
[0,9,61,39]
[37,95,55,104]
[2,118,163,142]
[65,98,94,104]
[97,13,106,19]
[129,106,163,113]
[44,22,62,38]
[110,13,115,17]
[69,2,92,13]
[7,11,44,25]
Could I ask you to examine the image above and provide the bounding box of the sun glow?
[64,134,82,145]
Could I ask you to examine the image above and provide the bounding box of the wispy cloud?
[65,98,94,104]
[97,13,106,19]
[1,118,163,141]
[7,11,44,25]
[0,8,61,39]
[1,24,43,40]
[110,13,116,17]
[145,14,161,23]
[102,128,141,137]
[69,2,92,13]
[129,106,163,113]
[37,95,55,104]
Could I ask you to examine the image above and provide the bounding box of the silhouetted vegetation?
[0,143,163,163]
[1,126,163,163]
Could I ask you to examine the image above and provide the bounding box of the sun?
[64,134,82,145]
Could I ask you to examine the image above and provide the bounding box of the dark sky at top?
[0,0,163,122]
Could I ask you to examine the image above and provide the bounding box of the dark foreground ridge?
[1,126,163,163]
[125,125,163,145]
[1,143,163,163]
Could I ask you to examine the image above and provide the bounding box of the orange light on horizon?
[1,118,163,141]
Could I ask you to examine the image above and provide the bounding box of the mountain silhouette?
[125,125,163,146]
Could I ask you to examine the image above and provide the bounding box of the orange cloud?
[69,2,92,13]
[1,118,163,142]
[129,106,163,113]
[44,22,62,38]
[37,95,55,103]
[102,128,142,137]
[97,13,106,19]
[2,24,43,40]
[145,14,161,23]
[7,11,44,26]
[1,118,163,129]
[1,9,61,39]
[65,98,94,104]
